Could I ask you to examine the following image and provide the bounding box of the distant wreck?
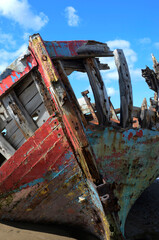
[0,34,158,240]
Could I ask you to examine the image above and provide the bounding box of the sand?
[0,221,98,240]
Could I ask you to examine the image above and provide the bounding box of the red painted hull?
[0,115,110,240]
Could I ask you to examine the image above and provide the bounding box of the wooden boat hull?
[0,33,159,240]
[0,116,111,240]
[87,125,159,236]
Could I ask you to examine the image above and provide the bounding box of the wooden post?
[54,60,87,127]
[29,34,101,183]
[84,58,110,125]
[81,90,98,123]
[114,49,133,128]
[152,54,159,113]
[109,97,119,121]
[31,71,56,116]
[3,90,37,139]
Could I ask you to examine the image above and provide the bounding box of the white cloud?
[154,42,159,49]
[107,40,130,49]
[0,43,27,73]
[65,6,80,27]
[107,87,117,96]
[139,37,151,44]
[23,32,30,41]
[0,0,48,30]
[0,30,16,48]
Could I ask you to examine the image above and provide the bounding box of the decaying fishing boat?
[0,33,159,240]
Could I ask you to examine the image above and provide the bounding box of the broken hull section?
[87,125,159,235]
[0,116,111,240]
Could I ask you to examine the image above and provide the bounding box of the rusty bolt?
[100,194,109,204]
[42,55,47,61]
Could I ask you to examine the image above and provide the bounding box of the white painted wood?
[0,133,15,159]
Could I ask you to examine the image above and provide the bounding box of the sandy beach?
[0,221,99,240]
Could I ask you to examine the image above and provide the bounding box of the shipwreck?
[0,34,158,240]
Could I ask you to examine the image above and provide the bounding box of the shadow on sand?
[0,220,99,240]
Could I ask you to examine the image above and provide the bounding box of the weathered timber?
[139,98,155,129]
[2,90,37,139]
[77,42,113,57]
[61,59,110,75]
[25,93,42,115]
[44,40,114,60]
[152,54,159,76]
[84,58,110,125]
[15,74,33,96]
[31,103,50,127]
[109,98,119,121]
[0,133,15,160]
[81,90,98,123]
[114,49,133,128]
[18,81,38,106]
[142,66,158,92]
[54,60,87,127]
[142,55,159,113]
[0,101,9,121]
[29,34,101,183]
[31,71,56,116]
[152,54,159,113]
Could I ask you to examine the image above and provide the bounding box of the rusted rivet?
[42,55,47,61]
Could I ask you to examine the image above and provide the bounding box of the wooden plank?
[0,118,8,132]
[81,90,98,123]
[31,103,50,127]
[31,71,55,116]
[15,74,33,96]
[29,33,101,184]
[55,60,87,126]
[18,81,38,106]
[84,58,110,125]
[5,119,19,139]
[0,133,15,159]
[60,59,110,75]
[16,138,26,149]
[11,90,38,131]
[114,49,133,128]
[109,98,119,121]
[25,92,42,115]
[8,127,25,149]
[2,90,37,139]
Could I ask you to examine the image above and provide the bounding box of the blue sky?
[0,0,159,108]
